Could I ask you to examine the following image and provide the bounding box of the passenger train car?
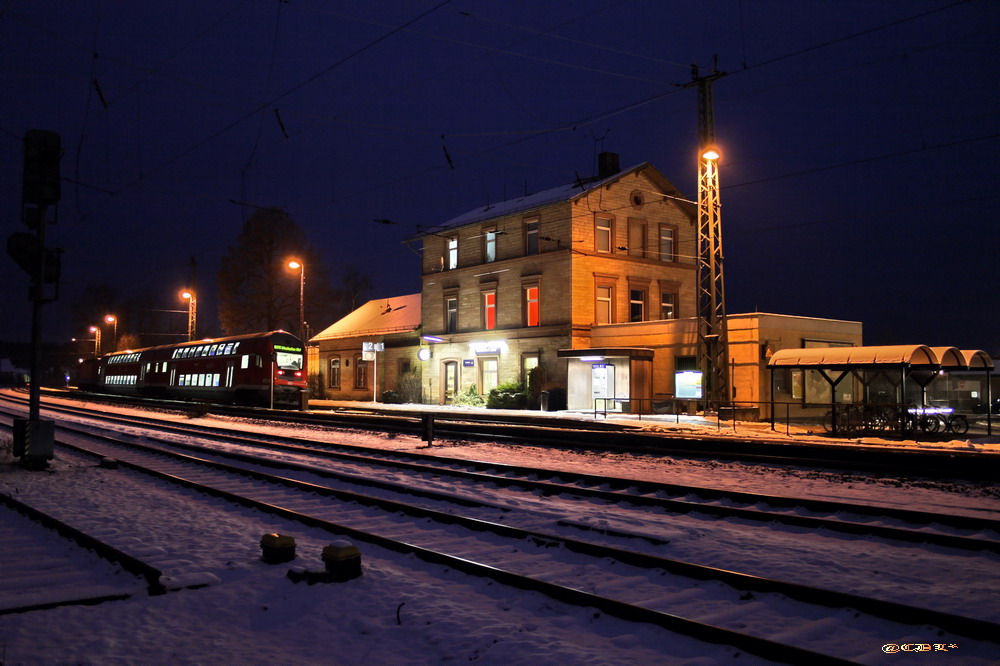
[77,330,307,408]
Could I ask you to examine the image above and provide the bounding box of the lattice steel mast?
[684,63,730,408]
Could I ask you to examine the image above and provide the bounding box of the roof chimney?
[597,152,620,179]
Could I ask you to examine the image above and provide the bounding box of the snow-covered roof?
[311,293,421,341]
[421,162,683,233]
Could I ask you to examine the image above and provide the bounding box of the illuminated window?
[524,218,539,256]
[328,356,341,388]
[595,216,612,253]
[596,285,613,324]
[524,285,539,326]
[484,229,497,263]
[446,297,458,333]
[628,219,646,258]
[480,357,499,394]
[629,288,646,322]
[660,292,676,319]
[522,353,539,386]
[658,224,676,262]
[483,290,496,330]
[446,237,458,270]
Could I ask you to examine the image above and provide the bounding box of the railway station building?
[310,154,875,419]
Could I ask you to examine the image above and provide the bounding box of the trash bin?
[540,390,550,411]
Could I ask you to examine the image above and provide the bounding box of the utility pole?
[683,62,731,409]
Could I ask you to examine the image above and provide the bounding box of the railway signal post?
[7,129,62,467]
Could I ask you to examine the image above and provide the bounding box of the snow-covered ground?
[0,394,998,664]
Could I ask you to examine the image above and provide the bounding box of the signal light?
[22,130,62,208]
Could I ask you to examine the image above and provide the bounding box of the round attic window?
[630,191,644,208]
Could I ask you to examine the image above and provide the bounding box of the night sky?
[2,0,998,353]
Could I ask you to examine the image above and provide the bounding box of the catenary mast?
[684,63,730,408]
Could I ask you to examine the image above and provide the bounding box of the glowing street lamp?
[287,260,305,344]
[105,315,117,351]
[89,325,101,357]
[180,290,197,341]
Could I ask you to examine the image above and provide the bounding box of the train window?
[212,373,220,386]
[241,355,250,369]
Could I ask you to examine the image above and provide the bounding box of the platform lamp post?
[89,325,101,357]
[287,260,305,345]
[180,290,197,341]
[105,314,117,351]
[287,259,308,409]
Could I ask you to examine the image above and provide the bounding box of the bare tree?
[217,207,338,338]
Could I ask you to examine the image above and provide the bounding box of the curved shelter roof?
[768,344,993,370]
[929,346,966,369]
[768,345,938,368]
[961,349,995,370]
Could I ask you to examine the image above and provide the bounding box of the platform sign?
[362,341,384,352]
[675,371,703,399]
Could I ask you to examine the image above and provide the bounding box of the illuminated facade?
[311,155,864,415]
[414,156,699,408]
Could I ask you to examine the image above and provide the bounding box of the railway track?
[38,387,1000,480]
[10,394,1000,555]
[2,402,997,662]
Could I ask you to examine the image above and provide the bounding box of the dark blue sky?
[3,0,998,352]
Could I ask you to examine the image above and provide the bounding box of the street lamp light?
[89,326,101,357]
[105,315,117,351]
[287,260,305,344]
[180,290,197,341]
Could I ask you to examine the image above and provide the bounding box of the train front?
[272,333,308,409]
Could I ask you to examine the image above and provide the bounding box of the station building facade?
[310,156,863,417]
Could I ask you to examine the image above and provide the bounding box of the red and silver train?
[77,330,307,408]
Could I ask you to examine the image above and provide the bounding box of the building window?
[660,292,676,320]
[524,285,540,326]
[482,290,496,330]
[354,355,367,389]
[446,237,458,270]
[522,353,540,387]
[484,229,497,263]
[446,296,458,333]
[658,224,676,262]
[596,284,613,324]
[524,218,539,256]
[629,288,646,322]
[480,357,499,395]
[595,216,612,253]
[628,219,646,258]
[328,356,341,388]
[443,360,459,403]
